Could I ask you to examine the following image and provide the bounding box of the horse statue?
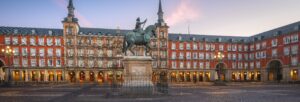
[122,25,157,56]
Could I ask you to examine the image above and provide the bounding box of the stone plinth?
[122,56,154,95]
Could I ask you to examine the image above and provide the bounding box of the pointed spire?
[63,0,78,23]
[157,0,165,25]
[68,0,75,17]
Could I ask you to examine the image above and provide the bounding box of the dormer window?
[178,36,182,41]
[217,38,222,42]
[14,29,18,34]
[192,37,196,41]
[80,32,83,35]
[48,30,53,35]
[31,29,36,34]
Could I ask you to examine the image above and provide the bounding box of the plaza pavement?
[0,83,299,102]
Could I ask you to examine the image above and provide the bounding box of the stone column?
[282,68,289,82]
[25,70,28,82]
[45,70,48,82]
[54,71,57,82]
[226,70,231,82]
[261,69,268,82]
[76,71,80,83]
[85,71,89,82]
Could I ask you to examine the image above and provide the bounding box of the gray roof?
[78,27,130,36]
[1,21,300,42]
[0,26,63,36]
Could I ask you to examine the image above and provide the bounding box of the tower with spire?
[62,0,79,35]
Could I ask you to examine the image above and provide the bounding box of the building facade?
[0,0,299,84]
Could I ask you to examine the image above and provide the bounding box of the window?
[56,59,61,67]
[186,43,191,50]
[244,45,248,51]
[232,45,237,51]
[31,59,37,67]
[56,49,61,57]
[262,42,267,49]
[186,52,191,59]
[107,50,112,57]
[66,27,72,35]
[193,43,198,50]
[232,62,236,69]
[291,57,298,66]
[238,54,242,60]
[30,48,36,56]
[238,62,243,69]
[88,49,94,57]
[193,62,197,69]
[193,53,198,59]
[250,45,254,51]
[238,45,242,51]
[284,36,291,44]
[55,38,61,46]
[48,59,53,67]
[30,37,35,45]
[39,59,45,67]
[205,62,210,69]
[179,62,184,69]
[38,38,44,45]
[78,59,84,67]
[48,48,53,57]
[199,53,204,59]
[152,61,157,68]
[22,58,28,67]
[219,44,224,51]
[179,52,184,59]
[255,52,260,59]
[291,34,299,43]
[12,37,18,45]
[199,43,204,50]
[88,60,94,67]
[284,47,290,56]
[160,32,164,38]
[179,43,184,50]
[256,61,261,68]
[199,62,204,69]
[5,37,10,44]
[256,43,261,50]
[291,45,298,55]
[98,60,103,67]
[227,44,231,51]
[67,49,74,56]
[172,52,176,59]
[78,49,84,56]
[211,44,215,51]
[13,48,19,56]
[205,53,210,60]
[244,63,248,69]
[22,48,27,56]
[13,58,19,67]
[228,53,231,60]
[47,38,53,46]
[250,62,254,69]
[171,43,176,50]
[21,37,27,45]
[187,62,191,69]
[205,44,210,51]
[39,48,45,57]
[272,39,278,47]
[68,59,74,67]
[172,61,176,69]
[161,61,166,68]
[232,54,236,60]
[98,50,103,57]
[272,49,277,57]
[244,54,248,60]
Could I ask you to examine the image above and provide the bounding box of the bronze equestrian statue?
[123,18,157,56]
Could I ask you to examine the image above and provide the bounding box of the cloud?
[53,0,93,27]
[166,0,200,26]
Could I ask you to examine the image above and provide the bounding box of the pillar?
[54,71,57,82]
[261,69,267,82]
[282,68,289,82]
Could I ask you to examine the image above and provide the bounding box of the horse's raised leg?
[128,43,135,56]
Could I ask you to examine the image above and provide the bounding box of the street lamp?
[214,52,225,83]
[1,46,15,83]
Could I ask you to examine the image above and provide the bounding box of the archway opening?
[268,60,282,81]
[216,63,226,81]
[79,71,85,82]
[69,71,76,82]
[97,71,104,83]
[89,72,95,82]
[0,60,5,82]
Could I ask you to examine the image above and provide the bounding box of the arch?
[214,62,227,69]
[79,71,85,81]
[215,63,226,81]
[267,60,283,81]
[97,71,104,83]
[69,71,76,82]
[89,71,95,82]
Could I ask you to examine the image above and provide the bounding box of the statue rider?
[134,17,147,34]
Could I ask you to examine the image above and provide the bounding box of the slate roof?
[1,21,300,43]
[78,27,130,36]
[0,26,63,36]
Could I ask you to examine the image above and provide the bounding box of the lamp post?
[1,46,15,83]
[214,52,225,83]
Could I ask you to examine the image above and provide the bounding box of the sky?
[1,0,300,36]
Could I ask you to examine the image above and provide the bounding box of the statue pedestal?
[122,56,154,95]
